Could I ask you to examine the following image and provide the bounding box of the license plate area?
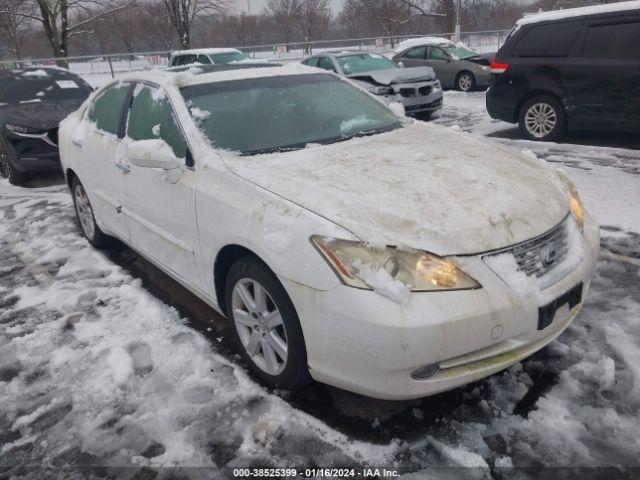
[538,282,583,330]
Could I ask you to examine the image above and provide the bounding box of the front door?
[72,82,132,241]
[400,46,428,68]
[426,46,455,86]
[120,83,202,287]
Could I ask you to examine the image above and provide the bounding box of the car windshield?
[442,45,480,60]
[336,53,397,75]
[0,73,92,105]
[181,74,400,155]
[212,52,248,63]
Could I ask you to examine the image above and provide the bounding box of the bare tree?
[0,0,33,59]
[265,0,299,46]
[295,0,331,51]
[1,0,137,66]
[161,0,229,49]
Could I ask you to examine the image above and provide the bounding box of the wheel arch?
[65,168,78,190]
[214,244,272,316]
[516,90,566,125]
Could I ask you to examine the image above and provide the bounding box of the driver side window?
[127,84,188,159]
[427,47,449,61]
[316,57,336,72]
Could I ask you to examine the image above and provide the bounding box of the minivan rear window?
[583,21,640,59]
[512,21,581,57]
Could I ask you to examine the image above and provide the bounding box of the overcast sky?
[236,0,345,14]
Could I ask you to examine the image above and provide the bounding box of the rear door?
[571,17,640,130]
[73,82,133,241]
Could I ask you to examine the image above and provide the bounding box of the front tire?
[518,95,566,141]
[225,257,311,390]
[0,136,27,186]
[71,177,112,248]
[456,71,476,92]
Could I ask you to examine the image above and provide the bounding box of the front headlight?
[433,80,442,90]
[6,124,42,135]
[556,170,584,230]
[311,236,480,291]
[368,86,393,96]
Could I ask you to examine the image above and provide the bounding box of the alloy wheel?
[524,102,557,139]
[74,183,96,240]
[458,73,473,92]
[231,278,288,376]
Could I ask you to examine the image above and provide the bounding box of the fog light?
[411,364,440,380]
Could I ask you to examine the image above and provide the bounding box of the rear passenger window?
[88,83,130,135]
[512,21,581,57]
[127,85,188,159]
[583,21,640,59]
[403,46,426,59]
[197,55,211,64]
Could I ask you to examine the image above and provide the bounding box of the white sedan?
[59,64,599,400]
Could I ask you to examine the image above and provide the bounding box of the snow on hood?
[347,66,435,85]
[0,100,85,131]
[223,122,569,255]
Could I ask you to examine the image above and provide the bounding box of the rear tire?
[71,177,113,248]
[518,95,566,142]
[0,136,27,186]
[225,257,311,390]
[456,71,476,92]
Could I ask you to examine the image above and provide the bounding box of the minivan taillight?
[490,59,509,74]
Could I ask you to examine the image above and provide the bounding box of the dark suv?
[486,3,640,141]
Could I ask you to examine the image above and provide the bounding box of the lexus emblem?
[541,245,557,267]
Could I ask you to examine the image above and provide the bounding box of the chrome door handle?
[115,161,130,174]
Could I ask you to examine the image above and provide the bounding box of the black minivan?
[486,2,640,141]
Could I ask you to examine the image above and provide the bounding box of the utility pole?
[454,0,461,41]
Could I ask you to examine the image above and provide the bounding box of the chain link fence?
[0,30,509,86]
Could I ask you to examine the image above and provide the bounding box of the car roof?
[171,48,243,56]
[114,62,326,89]
[395,37,454,52]
[0,66,81,81]
[516,0,640,25]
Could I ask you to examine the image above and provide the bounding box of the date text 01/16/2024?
[232,468,400,478]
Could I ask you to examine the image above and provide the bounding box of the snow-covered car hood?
[346,66,435,85]
[223,122,570,255]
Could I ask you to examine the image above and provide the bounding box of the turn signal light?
[490,59,509,74]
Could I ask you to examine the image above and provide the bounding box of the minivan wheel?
[71,178,112,248]
[225,257,311,390]
[0,137,27,186]
[519,95,566,141]
[456,71,475,92]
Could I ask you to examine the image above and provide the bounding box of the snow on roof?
[170,48,243,56]
[395,36,454,52]
[517,0,640,25]
[115,63,322,89]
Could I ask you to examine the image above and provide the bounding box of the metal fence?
[0,29,509,85]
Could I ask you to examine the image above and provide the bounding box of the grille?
[418,86,432,96]
[399,87,417,97]
[484,217,570,278]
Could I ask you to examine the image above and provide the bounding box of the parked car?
[302,51,442,118]
[59,63,599,400]
[392,37,491,91]
[486,1,640,141]
[0,67,93,185]
[169,48,250,67]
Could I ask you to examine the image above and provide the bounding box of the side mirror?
[125,139,182,170]
[398,61,404,68]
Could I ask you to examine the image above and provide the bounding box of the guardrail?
[0,29,509,85]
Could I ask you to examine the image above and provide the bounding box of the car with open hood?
[58,63,599,400]
[0,67,93,185]
[392,37,491,91]
[302,51,443,118]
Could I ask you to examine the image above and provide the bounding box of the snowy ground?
[1,91,639,479]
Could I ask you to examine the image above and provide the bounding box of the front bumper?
[376,85,443,115]
[282,213,599,400]
[6,132,61,173]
